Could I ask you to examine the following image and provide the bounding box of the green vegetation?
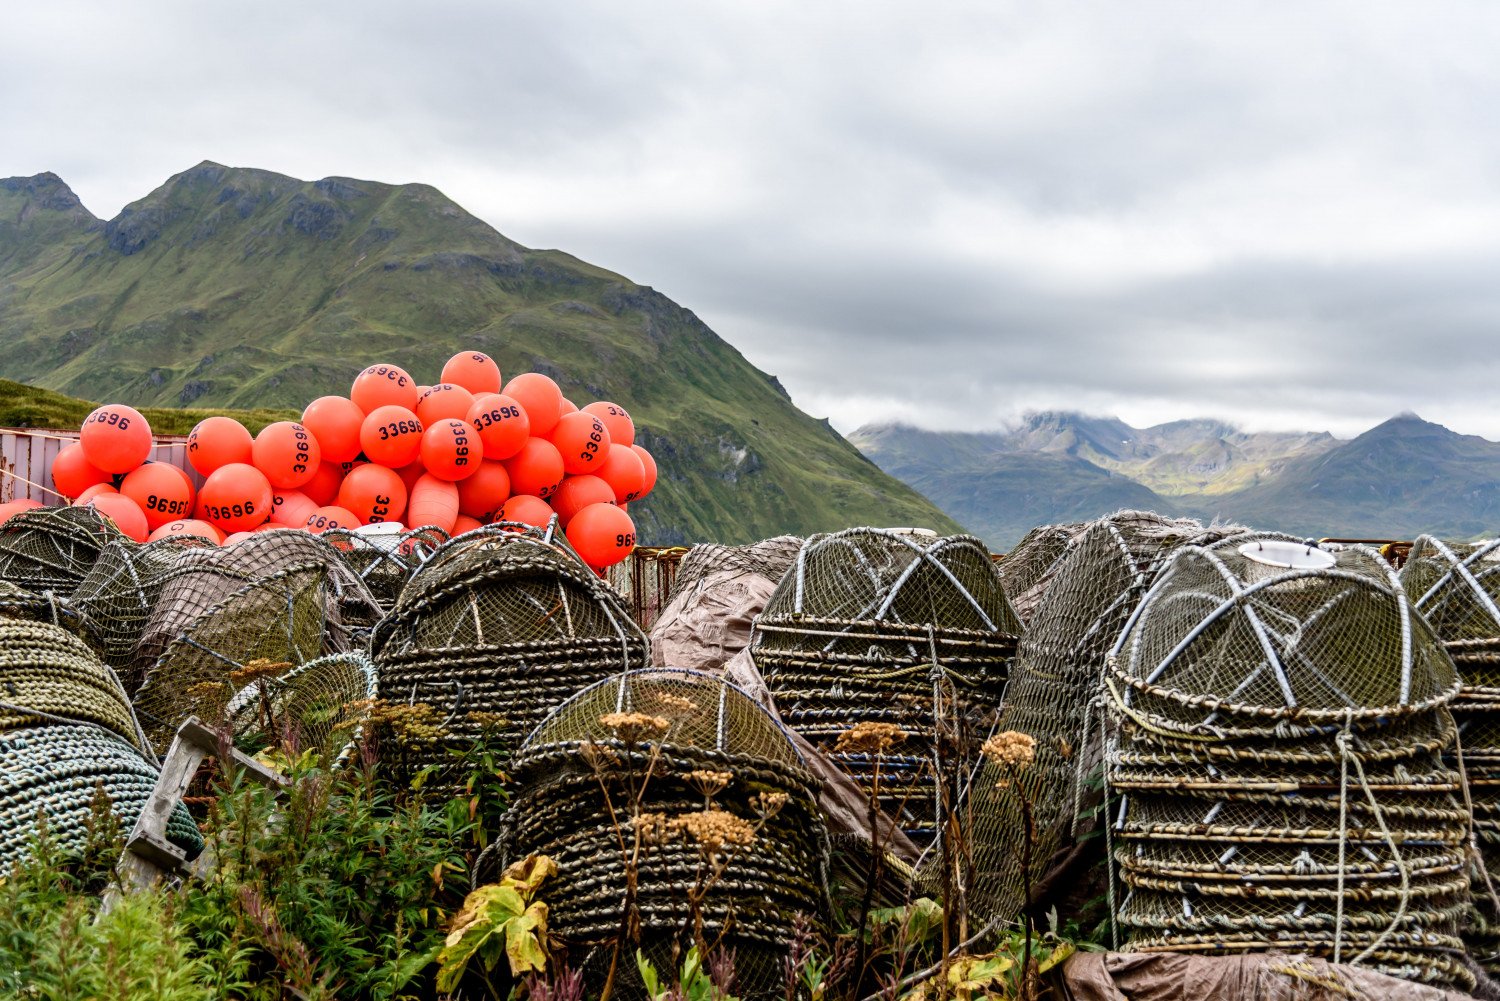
[0,377,295,436]
[0,163,959,544]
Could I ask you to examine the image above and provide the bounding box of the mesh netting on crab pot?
[749,529,1021,845]
[501,669,830,1001]
[1105,536,1471,991]
[0,506,125,596]
[1401,534,1500,972]
[371,526,647,785]
[320,525,448,614]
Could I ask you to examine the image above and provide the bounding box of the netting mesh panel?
[70,536,215,684]
[133,529,381,682]
[227,652,377,768]
[960,513,1221,929]
[752,530,1021,844]
[1401,534,1500,971]
[505,670,828,1001]
[0,725,202,870]
[0,619,144,753]
[0,506,124,595]
[321,525,448,613]
[1114,543,1457,729]
[373,528,648,780]
[132,563,332,753]
[1105,538,1471,991]
[996,522,1088,626]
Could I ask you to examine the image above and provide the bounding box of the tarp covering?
[1059,951,1482,1001]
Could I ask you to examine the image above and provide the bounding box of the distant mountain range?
[0,162,958,544]
[850,412,1500,548]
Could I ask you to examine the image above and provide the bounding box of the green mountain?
[0,162,960,544]
[853,413,1500,548]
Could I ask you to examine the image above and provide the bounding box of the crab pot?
[750,529,1020,844]
[69,535,215,678]
[1106,536,1470,991]
[1402,534,1500,971]
[370,526,647,784]
[0,506,124,596]
[320,525,448,614]
[501,670,830,1001]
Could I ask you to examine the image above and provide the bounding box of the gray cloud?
[5,1,1500,438]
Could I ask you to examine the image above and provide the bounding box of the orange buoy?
[565,503,636,569]
[502,437,565,499]
[630,444,657,500]
[120,462,196,531]
[441,351,502,395]
[350,363,419,414]
[252,421,321,490]
[302,461,346,506]
[337,463,408,525]
[148,519,222,544]
[73,483,119,505]
[301,396,365,464]
[198,463,273,534]
[456,460,511,520]
[87,493,150,542]
[560,398,578,415]
[305,506,361,533]
[80,404,152,474]
[501,373,564,437]
[466,393,530,461]
[0,499,44,527]
[452,513,483,535]
[550,411,611,475]
[420,419,483,481]
[498,494,556,531]
[415,383,477,426]
[596,443,647,504]
[270,489,320,528]
[186,416,253,476]
[407,474,459,532]
[359,406,424,468]
[583,402,635,448]
[550,474,615,527]
[51,443,113,499]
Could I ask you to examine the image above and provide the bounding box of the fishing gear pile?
[1106,536,1470,990]
[502,669,829,1000]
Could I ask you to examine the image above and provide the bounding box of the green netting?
[1105,536,1470,991]
[751,529,1021,846]
[504,669,829,1001]
[0,724,202,871]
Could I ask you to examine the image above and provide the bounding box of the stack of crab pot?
[749,528,1022,846]
[370,524,647,784]
[1401,535,1500,973]
[1105,536,1471,990]
[501,669,829,1001]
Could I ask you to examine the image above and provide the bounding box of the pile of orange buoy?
[36,352,656,570]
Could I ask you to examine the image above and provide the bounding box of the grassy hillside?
[0,162,960,544]
[0,378,295,436]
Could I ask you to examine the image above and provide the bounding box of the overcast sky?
[5,1,1500,439]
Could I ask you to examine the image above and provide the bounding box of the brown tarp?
[1059,951,1480,1001]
